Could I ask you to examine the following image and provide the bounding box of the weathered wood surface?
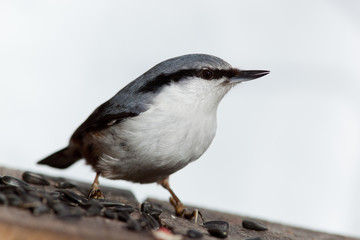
[0,166,358,240]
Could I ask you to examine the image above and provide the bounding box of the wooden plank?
[0,166,358,240]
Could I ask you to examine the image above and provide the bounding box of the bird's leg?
[88,172,105,199]
[158,177,201,222]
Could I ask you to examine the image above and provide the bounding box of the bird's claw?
[169,197,202,223]
[88,185,105,199]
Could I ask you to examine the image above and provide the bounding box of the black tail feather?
[38,147,81,169]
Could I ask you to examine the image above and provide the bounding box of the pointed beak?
[230,69,270,83]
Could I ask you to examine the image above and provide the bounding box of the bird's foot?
[169,197,202,223]
[88,172,104,199]
[88,184,105,199]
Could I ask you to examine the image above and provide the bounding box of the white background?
[1,0,360,237]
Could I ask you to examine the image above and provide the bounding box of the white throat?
[97,78,232,183]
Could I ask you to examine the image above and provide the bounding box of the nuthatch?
[38,54,269,219]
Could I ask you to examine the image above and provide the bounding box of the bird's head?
[124,54,269,113]
[138,53,269,93]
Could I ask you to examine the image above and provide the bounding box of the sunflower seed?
[242,219,268,231]
[1,176,33,190]
[101,201,126,208]
[204,221,229,239]
[55,181,76,189]
[140,201,152,213]
[141,213,159,230]
[58,189,87,206]
[147,208,162,220]
[22,171,50,186]
[107,205,134,214]
[187,229,203,239]
[53,203,83,220]
[140,201,162,219]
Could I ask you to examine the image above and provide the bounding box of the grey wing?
[70,69,156,142]
[70,98,145,142]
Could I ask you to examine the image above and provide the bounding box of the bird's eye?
[201,69,214,80]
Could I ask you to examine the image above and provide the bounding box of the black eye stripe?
[138,68,240,93]
[206,68,241,79]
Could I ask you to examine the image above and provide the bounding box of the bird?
[38,54,269,219]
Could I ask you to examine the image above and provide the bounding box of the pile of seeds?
[0,171,268,239]
[0,172,161,231]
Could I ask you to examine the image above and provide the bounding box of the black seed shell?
[204,220,229,238]
[187,229,203,239]
[22,171,50,186]
[242,219,268,231]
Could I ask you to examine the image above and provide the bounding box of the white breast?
[97,78,231,183]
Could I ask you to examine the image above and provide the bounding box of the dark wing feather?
[71,100,142,142]
[70,64,161,142]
